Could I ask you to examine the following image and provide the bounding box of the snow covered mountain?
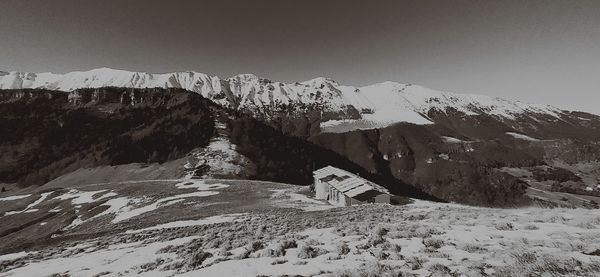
[2,72,600,207]
[0,68,568,132]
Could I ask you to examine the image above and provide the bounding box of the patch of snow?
[441,136,464,143]
[320,119,355,128]
[55,189,114,205]
[110,193,219,224]
[2,236,198,277]
[0,194,31,201]
[126,213,249,233]
[102,180,228,224]
[498,167,533,178]
[0,251,35,262]
[506,132,540,141]
[92,197,137,220]
[4,192,52,215]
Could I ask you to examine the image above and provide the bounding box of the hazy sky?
[1,0,599,114]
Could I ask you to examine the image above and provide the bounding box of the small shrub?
[406,256,426,270]
[367,232,386,246]
[463,243,486,253]
[373,249,390,260]
[374,226,389,237]
[267,239,298,257]
[279,239,297,250]
[381,241,401,253]
[138,258,164,272]
[271,259,287,265]
[161,260,185,271]
[337,242,350,255]
[428,263,452,276]
[495,222,514,231]
[512,252,537,265]
[423,238,444,249]
[523,224,539,230]
[249,241,265,252]
[156,244,178,254]
[186,251,213,270]
[298,245,322,259]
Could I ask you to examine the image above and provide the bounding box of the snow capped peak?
[229,73,261,81]
[301,77,338,85]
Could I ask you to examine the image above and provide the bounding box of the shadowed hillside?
[0,88,438,202]
[0,88,216,186]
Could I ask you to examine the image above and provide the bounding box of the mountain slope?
[0,87,217,186]
[0,87,433,203]
[3,69,600,207]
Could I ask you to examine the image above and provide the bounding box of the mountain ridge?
[0,68,577,134]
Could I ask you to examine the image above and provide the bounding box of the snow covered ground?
[2,182,600,276]
[506,131,541,141]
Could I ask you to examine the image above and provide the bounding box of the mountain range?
[0,68,573,131]
[2,68,600,207]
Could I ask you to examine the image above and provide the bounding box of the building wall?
[327,185,346,207]
[374,193,391,204]
[348,193,390,206]
[314,176,328,200]
[349,196,364,206]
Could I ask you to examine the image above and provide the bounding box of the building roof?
[313,166,389,198]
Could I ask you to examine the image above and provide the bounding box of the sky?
[1,0,599,114]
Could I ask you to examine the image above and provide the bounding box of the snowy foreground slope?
[0,68,566,130]
[1,179,600,276]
